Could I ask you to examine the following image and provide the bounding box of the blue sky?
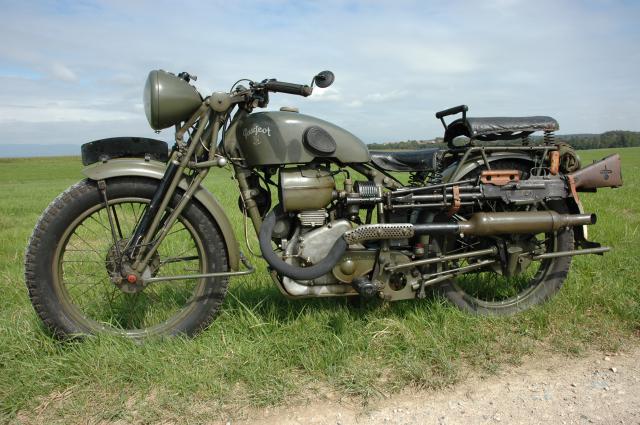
[0,0,639,146]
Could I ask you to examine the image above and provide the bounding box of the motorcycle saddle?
[369,148,442,172]
[444,116,559,144]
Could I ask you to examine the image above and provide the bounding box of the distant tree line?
[368,139,443,150]
[368,131,640,151]
[549,131,640,150]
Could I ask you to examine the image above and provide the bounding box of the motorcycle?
[25,69,623,338]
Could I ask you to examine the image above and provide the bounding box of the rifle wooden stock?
[569,154,622,191]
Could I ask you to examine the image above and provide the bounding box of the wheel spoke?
[88,214,113,235]
[111,205,124,239]
[166,226,188,238]
[71,231,104,260]
[438,164,567,309]
[159,255,200,265]
[62,259,110,264]
[57,197,208,333]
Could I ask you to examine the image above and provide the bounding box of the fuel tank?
[236,111,370,166]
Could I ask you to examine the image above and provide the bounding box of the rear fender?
[442,152,535,182]
[565,195,594,249]
[82,158,240,270]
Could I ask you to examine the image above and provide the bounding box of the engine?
[271,165,337,243]
[256,148,618,300]
[279,166,335,212]
[273,165,375,295]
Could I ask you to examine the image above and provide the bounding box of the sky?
[0,0,639,148]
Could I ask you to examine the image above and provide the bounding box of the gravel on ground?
[233,346,640,425]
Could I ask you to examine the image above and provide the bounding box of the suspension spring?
[354,180,378,198]
[428,161,444,185]
[408,171,429,187]
[544,130,555,145]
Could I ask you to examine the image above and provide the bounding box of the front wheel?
[24,177,229,338]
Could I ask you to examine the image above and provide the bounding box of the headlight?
[143,70,202,130]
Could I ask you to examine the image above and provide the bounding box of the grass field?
[1,148,639,422]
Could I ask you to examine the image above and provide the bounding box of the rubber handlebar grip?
[264,80,313,97]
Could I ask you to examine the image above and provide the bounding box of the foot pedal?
[351,277,378,298]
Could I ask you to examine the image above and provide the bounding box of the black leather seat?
[444,116,559,144]
[369,148,442,171]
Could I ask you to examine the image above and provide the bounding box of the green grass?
[1,148,639,422]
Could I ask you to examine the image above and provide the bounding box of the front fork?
[233,165,264,234]
[125,109,215,274]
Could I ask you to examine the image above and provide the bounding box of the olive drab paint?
[25,67,623,339]
[81,158,241,271]
[236,111,371,166]
[144,70,202,130]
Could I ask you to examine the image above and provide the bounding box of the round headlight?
[143,70,203,130]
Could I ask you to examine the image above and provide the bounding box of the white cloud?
[0,0,638,147]
[0,104,137,123]
[49,62,78,82]
[308,86,342,102]
[363,42,477,75]
[366,90,408,102]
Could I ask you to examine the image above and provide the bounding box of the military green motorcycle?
[25,70,623,338]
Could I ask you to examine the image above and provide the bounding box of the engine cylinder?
[279,167,335,211]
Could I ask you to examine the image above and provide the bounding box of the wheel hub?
[105,239,160,294]
[491,236,538,277]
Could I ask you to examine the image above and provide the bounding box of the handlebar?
[435,104,468,119]
[263,80,313,97]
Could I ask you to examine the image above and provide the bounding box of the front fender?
[82,158,240,271]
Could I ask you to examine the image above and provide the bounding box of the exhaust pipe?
[264,207,597,279]
[453,211,596,236]
[569,154,622,191]
[344,211,596,244]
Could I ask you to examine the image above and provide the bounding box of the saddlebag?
[81,137,169,166]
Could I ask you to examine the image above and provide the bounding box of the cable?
[228,78,253,93]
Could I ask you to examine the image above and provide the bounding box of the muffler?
[569,154,622,191]
[343,211,596,244]
[452,211,596,236]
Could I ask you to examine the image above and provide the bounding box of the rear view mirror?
[313,70,335,88]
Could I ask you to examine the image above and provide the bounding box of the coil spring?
[354,180,378,198]
[544,130,555,145]
[427,161,444,185]
[408,171,428,187]
[408,154,445,187]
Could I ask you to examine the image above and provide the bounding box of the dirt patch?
[232,347,640,425]
[13,347,639,424]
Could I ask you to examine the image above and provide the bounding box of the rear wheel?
[439,207,573,315]
[439,160,573,315]
[25,177,229,338]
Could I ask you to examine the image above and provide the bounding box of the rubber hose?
[259,207,348,281]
